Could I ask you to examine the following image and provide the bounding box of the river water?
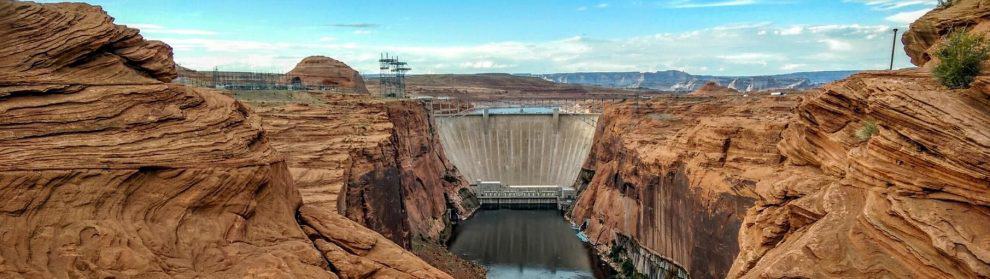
[448,209,610,279]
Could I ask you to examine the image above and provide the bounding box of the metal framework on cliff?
[378,53,411,98]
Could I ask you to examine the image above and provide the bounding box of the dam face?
[435,112,598,188]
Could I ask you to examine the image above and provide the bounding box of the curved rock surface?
[570,95,800,278]
[730,69,990,278]
[285,56,369,94]
[572,3,990,278]
[903,0,990,68]
[243,94,478,247]
[731,3,990,277]
[0,2,451,278]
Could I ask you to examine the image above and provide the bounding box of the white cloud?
[157,23,914,75]
[845,0,937,10]
[125,23,217,36]
[781,63,807,71]
[886,8,931,23]
[595,3,610,8]
[461,60,513,69]
[666,0,758,8]
[576,6,588,11]
[820,38,854,51]
[779,26,804,35]
[353,29,372,35]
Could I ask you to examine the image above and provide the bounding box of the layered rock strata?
[730,2,990,277]
[285,56,369,94]
[728,69,990,278]
[0,2,451,278]
[571,95,801,278]
[573,2,990,278]
[244,95,479,248]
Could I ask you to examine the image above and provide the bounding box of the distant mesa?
[537,70,858,92]
[687,81,740,96]
[284,55,369,94]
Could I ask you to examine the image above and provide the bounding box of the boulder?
[285,56,369,93]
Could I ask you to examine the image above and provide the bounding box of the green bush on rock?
[933,30,990,89]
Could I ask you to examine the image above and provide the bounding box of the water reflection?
[448,209,605,279]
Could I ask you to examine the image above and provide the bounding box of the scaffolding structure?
[379,53,411,98]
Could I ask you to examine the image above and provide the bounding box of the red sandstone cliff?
[729,2,990,277]
[572,1,990,278]
[285,56,370,94]
[570,95,799,278]
[242,94,479,247]
[0,2,450,278]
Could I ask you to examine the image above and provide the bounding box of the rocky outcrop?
[0,2,451,278]
[285,56,369,94]
[903,0,990,68]
[728,2,990,277]
[728,68,990,278]
[687,81,740,96]
[244,94,478,248]
[572,2,990,278]
[570,95,801,278]
[0,3,176,86]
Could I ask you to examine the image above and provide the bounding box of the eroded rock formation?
[687,81,741,97]
[242,94,478,247]
[570,95,800,278]
[730,2,990,277]
[0,2,451,278]
[902,0,990,68]
[572,1,990,278]
[285,56,369,94]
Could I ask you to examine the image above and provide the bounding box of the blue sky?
[58,0,938,75]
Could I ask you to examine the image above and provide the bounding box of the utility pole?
[890,28,899,70]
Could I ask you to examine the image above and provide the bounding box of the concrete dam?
[435,108,599,206]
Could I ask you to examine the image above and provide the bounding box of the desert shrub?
[855,120,879,141]
[937,0,956,8]
[933,30,990,89]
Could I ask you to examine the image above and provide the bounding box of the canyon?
[0,2,460,278]
[0,0,988,279]
[569,1,990,278]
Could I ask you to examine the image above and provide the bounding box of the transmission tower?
[378,53,411,98]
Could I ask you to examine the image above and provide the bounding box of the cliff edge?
[572,1,990,278]
[731,2,990,276]
[0,2,450,278]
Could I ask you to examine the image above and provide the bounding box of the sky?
[53,0,939,75]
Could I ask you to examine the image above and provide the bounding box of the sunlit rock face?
[569,1,990,278]
[570,95,800,278]
[284,56,370,94]
[902,0,990,69]
[244,94,479,247]
[729,2,990,277]
[0,2,453,278]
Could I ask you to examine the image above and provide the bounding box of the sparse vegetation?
[855,120,879,141]
[933,30,990,89]
[937,0,957,8]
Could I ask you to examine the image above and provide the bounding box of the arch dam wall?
[435,113,598,188]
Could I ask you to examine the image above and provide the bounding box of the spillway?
[435,110,598,188]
